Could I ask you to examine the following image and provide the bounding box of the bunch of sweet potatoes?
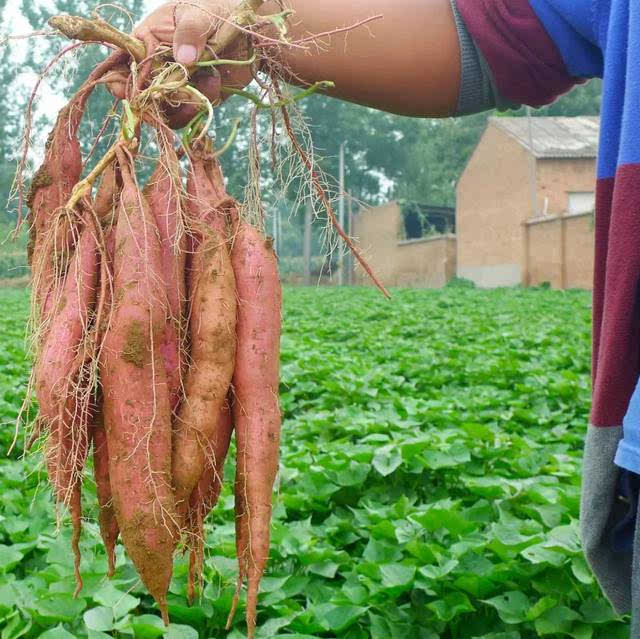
[26,64,282,638]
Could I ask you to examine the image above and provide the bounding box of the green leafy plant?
[0,286,628,638]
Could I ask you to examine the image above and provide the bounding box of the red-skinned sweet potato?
[185,402,233,604]
[94,163,120,228]
[91,195,120,578]
[145,148,186,413]
[186,146,227,235]
[28,54,124,315]
[91,410,118,577]
[37,223,99,595]
[228,222,282,639]
[172,228,236,513]
[36,225,98,429]
[28,106,84,313]
[100,147,177,623]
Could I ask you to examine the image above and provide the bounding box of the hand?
[141,0,240,65]
[110,0,255,128]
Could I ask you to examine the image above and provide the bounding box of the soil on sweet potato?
[121,320,148,368]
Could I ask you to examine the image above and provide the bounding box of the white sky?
[1,1,155,165]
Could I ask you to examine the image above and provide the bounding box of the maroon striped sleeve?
[456,0,577,107]
[591,168,640,427]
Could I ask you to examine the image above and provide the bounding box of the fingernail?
[176,44,198,65]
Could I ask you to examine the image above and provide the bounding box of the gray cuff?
[450,0,521,115]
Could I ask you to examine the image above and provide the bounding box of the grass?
[0,222,29,281]
[0,285,630,638]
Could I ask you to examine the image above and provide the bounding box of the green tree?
[0,0,30,211]
[0,0,144,220]
[393,79,602,208]
[1,3,603,234]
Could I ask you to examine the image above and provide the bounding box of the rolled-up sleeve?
[455,0,592,108]
[450,0,521,115]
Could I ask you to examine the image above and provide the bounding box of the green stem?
[0,610,18,625]
[221,86,268,108]
[271,80,335,108]
[121,100,138,141]
[213,118,242,158]
[182,111,208,147]
[221,80,335,109]
[183,85,214,142]
[196,53,257,68]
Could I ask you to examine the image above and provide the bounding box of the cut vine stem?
[210,0,265,52]
[49,0,268,66]
[48,15,145,61]
[66,136,138,211]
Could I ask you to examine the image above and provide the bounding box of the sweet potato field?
[0,284,631,638]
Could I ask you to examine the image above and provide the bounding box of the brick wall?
[536,157,595,215]
[525,212,594,289]
[564,214,594,289]
[352,202,456,288]
[457,120,596,289]
[527,218,563,287]
[456,123,533,287]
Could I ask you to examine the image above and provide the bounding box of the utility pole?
[526,107,537,218]
[347,194,354,285]
[338,141,346,286]
[303,200,312,285]
[525,106,537,288]
[272,208,278,255]
[278,206,282,256]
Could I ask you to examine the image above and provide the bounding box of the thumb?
[173,5,215,66]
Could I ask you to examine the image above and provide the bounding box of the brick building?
[352,116,599,290]
[457,116,599,288]
[351,201,457,288]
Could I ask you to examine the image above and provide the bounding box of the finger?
[105,67,132,100]
[134,3,174,43]
[164,70,221,129]
[173,4,216,66]
[164,103,199,130]
[137,26,160,60]
[146,24,174,43]
[134,27,161,92]
[192,69,222,104]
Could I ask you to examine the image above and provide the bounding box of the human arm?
[139,0,462,118]
[256,0,461,117]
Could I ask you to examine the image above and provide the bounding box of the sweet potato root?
[28,105,84,312]
[91,196,119,579]
[185,403,233,604]
[36,223,99,595]
[94,163,120,228]
[172,229,236,513]
[45,392,91,597]
[100,147,177,623]
[28,54,123,315]
[228,222,282,638]
[186,145,228,237]
[145,147,186,412]
[36,225,98,430]
[91,410,118,577]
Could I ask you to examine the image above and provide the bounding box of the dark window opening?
[400,202,455,240]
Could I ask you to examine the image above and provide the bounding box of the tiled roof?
[490,116,599,158]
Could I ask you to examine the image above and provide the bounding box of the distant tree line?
[0,1,602,254]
